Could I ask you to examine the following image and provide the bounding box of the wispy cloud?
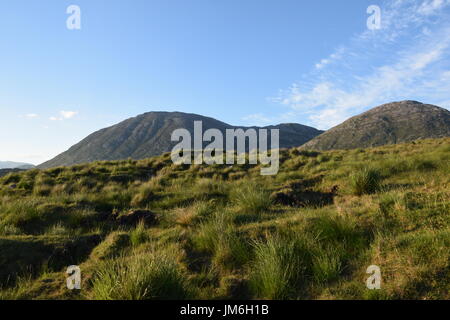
[24,113,39,119]
[255,0,450,129]
[50,110,78,121]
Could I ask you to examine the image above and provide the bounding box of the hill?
[38,112,323,169]
[0,169,26,178]
[0,137,449,300]
[301,101,450,151]
[0,161,35,169]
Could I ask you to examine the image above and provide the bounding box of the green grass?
[232,184,272,214]
[350,167,382,195]
[249,233,314,299]
[129,221,148,247]
[0,137,449,300]
[91,250,189,300]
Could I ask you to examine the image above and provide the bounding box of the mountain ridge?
[0,161,35,169]
[38,111,323,169]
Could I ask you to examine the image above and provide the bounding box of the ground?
[0,138,449,300]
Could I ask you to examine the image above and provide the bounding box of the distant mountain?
[301,101,450,151]
[39,112,323,168]
[0,161,35,169]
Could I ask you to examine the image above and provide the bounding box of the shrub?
[350,168,381,195]
[91,252,189,300]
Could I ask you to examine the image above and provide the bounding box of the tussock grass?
[130,221,148,247]
[91,251,189,300]
[192,211,251,271]
[249,233,314,299]
[232,184,272,214]
[350,168,382,195]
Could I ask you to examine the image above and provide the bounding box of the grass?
[249,233,314,299]
[129,221,148,247]
[232,184,272,214]
[91,250,189,300]
[350,167,382,195]
[0,137,449,300]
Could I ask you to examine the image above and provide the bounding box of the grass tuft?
[350,168,382,195]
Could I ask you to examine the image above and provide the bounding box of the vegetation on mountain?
[302,101,450,151]
[39,112,323,169]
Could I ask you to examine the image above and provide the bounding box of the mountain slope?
[301,101,450,151]
[39,112,323,168]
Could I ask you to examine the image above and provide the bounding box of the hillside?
[302,101,450,151]
[0,137,449,300]
[38,112,323,169]
[0,169,26,178]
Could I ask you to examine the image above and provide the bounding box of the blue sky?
[1,0,450,164]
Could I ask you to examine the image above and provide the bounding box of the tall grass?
[192,211,251,271]
[350,168,382,195]
[130,181,154,207]
[130,220,148,247]
[249,234,313,299]
[232,184,272,214]
[311,246,343,284]
[91,251,189,300]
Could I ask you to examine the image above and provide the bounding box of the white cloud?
[50,110,78,121]
[267,0,450,129]
[60,110,78,119]
[418,0,448,15]
[24,113,39,119]
[314,49,345,70]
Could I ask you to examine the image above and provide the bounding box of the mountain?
[0,161,35,169]
[301,101,450,151]
[39,111,323,168]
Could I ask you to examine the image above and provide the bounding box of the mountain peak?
[302,101,450,151]
[38,112,323,168]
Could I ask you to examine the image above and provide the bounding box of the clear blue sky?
[1,0,450,164]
